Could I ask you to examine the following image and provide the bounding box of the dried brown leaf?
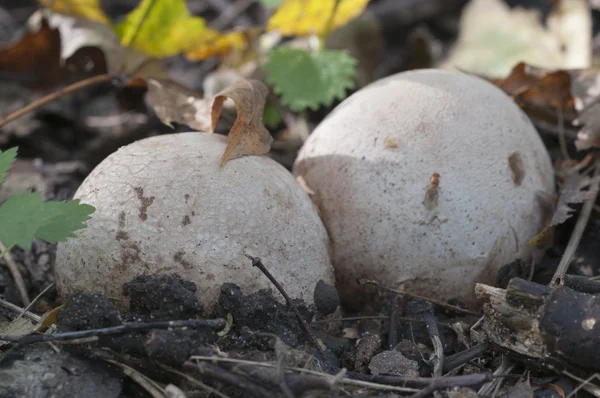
[528,164,600,246]
[211,79,273,166]
[498,62,574,110]
[551,166,600,225]
[146,79,211,132]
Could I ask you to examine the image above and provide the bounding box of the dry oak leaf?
[146,79,211,132]
[498,62,574,110]
[211,79,273,166]
[267,0,370,37]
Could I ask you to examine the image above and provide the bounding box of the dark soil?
[2,1,600,397]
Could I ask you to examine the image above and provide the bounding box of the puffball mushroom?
[293,68,555,308]
[55,132,334,312]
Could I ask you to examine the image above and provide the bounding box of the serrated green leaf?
[0,147,18,185]
[0,190,95,250]
[264,47,357,112]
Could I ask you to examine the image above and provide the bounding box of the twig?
[0,297,42,323]
[103,359,165,398]
[443,342,491,373]
[551,155,600,287]
[244,253,330,363]
[15,282,54,321]
[388,284,400,350]
[188,355,419,393]
[406,299,444,377]
[186,361,273,398]
[358,279,481,316]
[0,241,30,306]
[557,107,571,161]
[0,74,113,129]
[0,318,225,345]
[477,356,514,396]
[157,363,231,398]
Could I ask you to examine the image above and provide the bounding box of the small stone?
[355,334,381,372]
[369,350,419,376]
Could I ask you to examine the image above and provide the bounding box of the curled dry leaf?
[146,79,211,132]
[211,79,273,166]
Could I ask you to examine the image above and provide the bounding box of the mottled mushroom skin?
[293,69,555,308]
[55,133,334,313]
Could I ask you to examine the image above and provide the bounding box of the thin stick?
[103,359,165,398]
[0,318,225,344]
[187,355,419,393]
[0,241,30,305]
[0,74,113,129]
[359,279,481,316]
[551,155,600,287]
[15,282,54,321]
[557,107,571,161]
[244,253,330,362]
[0,297,42,323]
[157,363,232,398]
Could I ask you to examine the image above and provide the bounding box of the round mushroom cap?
[55,132,334,313]
[293,68,555,308]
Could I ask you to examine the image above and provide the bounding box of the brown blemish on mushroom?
[174,250,193,269]
[182,215,191,226]
[133,187,155,221]
[116,231,129,241]
[118,242,142,272]
[118,211,126,228]
[508,152,525,186]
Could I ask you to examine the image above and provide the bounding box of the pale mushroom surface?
[293,69,555,307]
[55,132,334,312]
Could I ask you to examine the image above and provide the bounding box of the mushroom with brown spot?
[293,69,555,308]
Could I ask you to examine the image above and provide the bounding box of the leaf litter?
[5,0,600,397]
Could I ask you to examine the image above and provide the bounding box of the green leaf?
[260,0,285,8]
[264,46,357,112]
[0,190,95,250]
[113,0,220,57]
[263,104,282,129]
[0,147,18,185]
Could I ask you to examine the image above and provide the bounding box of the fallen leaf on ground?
[0,317,39,347]
[571,68,600,150]
[528,163,600,246]
[0,16,104,89]
[267,0,370,37]
[440,0,591,78]
[211,79,273,166]
[497,62,574,110]
[39,0,109,24]
[146,79,212,132]
[39,305,64,331]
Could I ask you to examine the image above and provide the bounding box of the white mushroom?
[55,132,334,312]
[293,69,555,308]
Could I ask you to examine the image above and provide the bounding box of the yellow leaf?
[39,0,109,24]
[267,0,370,37]
[113,0,241,59]
[185,30,251,61]
[211,79,273,166]
[39,305,64,331]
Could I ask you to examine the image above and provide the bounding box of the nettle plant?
[0,147,95,256]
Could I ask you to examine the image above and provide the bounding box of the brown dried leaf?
[146,79,211,132]
[551,166,600,226]
[211,79,273,166]
[528,164,600,246]
[498,62,574,110]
